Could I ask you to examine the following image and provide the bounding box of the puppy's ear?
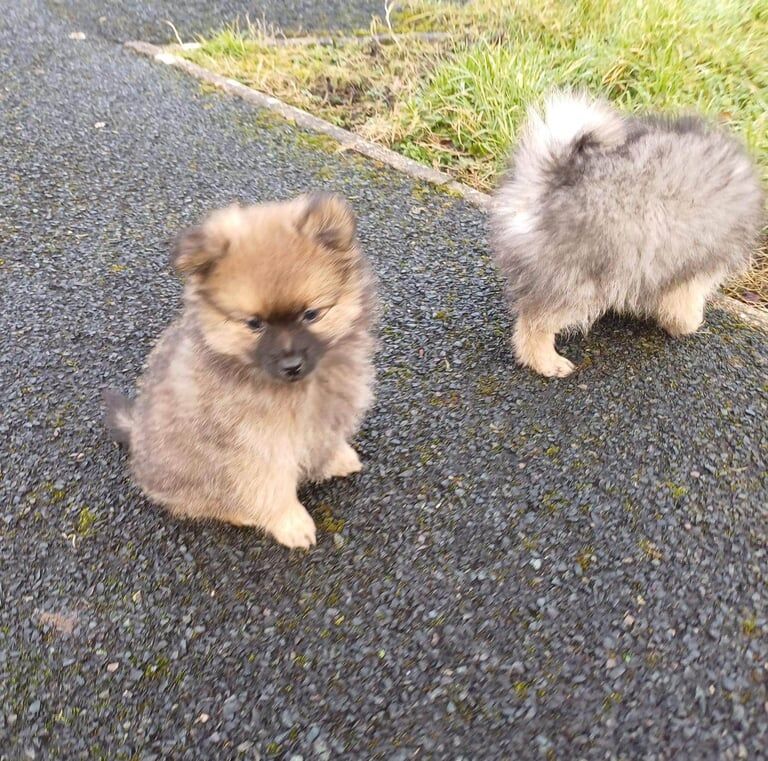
[297,192,357,253]
[172,226,215,276]
[172,207,237,276]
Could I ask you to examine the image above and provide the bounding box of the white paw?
[530,352,576,378]
[268,504,317,549]
[323,443,362,480]
[661,316,703,337]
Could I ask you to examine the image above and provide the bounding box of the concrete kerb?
[125,39,767,329]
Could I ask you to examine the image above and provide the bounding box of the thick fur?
[491,91,765,377]
[104,193,377,548]
[102,389,134,447]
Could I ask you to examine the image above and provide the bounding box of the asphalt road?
[1,1,766,759]
[43,0,383,43]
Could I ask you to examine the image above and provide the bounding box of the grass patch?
[184,0,768,306]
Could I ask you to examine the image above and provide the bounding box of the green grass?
[184,0,768,305]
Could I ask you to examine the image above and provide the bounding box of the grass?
[184,0,768,306]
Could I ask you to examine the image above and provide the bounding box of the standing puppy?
[104,193,377,548]
[491,92,764,377]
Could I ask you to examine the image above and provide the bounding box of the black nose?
[278,354,304,379]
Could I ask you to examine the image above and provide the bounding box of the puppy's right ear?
[171,216,231,277]
[172,226,212,277]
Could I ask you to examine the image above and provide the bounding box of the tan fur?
[514,273,718,377]
[513,312,576,378]
[655,273,718,337]
[106,193,377,549]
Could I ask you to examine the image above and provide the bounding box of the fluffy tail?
[102,389,134,448]
[515,91,626,184]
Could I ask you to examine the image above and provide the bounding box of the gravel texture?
[1,1,767,759]
[43,0,383,43]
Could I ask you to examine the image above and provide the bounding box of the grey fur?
[102,389,134,447]
[491,92,765,366]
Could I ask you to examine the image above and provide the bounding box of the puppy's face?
[174,193,364,383]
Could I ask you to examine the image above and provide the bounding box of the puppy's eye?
[302,308,321,324]
[246,316,264,331]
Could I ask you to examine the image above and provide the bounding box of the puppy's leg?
[321,441,362,480]
[514,311,576,378]
[656,276,714,337]
[230,467,317,549]
[263,495,317,549]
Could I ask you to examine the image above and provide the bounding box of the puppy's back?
[493,93,764,315]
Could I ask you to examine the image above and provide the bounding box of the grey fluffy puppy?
[104,193,377,549]
[491,92,765,377]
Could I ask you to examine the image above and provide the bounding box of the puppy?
[104,193,377,548]
[491,92,765,377]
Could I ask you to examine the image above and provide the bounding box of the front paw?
[523,351,575,378]
[267,503,317,549]
[322,442,363,480]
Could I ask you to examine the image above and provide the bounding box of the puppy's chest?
[234,378,359,471]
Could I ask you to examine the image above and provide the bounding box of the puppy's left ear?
[297,192,357,253]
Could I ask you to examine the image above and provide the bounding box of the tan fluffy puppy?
[104,193,377,548]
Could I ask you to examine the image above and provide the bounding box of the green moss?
[382,365,414,386]
[43,482,67,504]
[639,538,662,561]
[665,482,688,502]
[144,655,171,679]
[576,547,594,573]
[252,109,288,129]
[294,130,340,153]
[513,681,530,698]
[411,182,433,201]
[742,617,760,637]
[316,503,346,533]
[544,445,560,459]
[436,184,465,199]
[476,374,501,396]
[49,401,73,429]
[429,391,459,407]
[75,506,97,535]
[315,165,336,181]
[541,491,565,514]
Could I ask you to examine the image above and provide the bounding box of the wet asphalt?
[1,1,766,759]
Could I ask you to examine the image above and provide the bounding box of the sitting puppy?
[104,193,377,548]
[491,92,764,377]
